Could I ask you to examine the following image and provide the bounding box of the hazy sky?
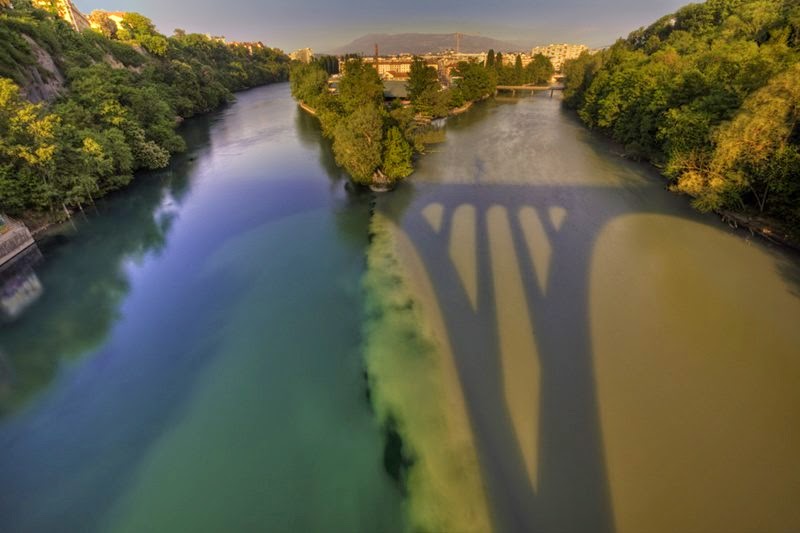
[74,0,688,52]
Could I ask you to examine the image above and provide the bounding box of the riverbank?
[554,104,800,253]
[449,101,474,116]
[298,101,318,116]
[717,209,800,252]
[14,81,287,238]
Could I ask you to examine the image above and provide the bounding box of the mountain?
[328,33,530,55]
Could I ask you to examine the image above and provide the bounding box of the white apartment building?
[530,43,588,71]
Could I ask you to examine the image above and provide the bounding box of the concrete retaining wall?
[0,223,35,268]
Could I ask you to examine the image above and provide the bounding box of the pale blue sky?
[74,0,688,52]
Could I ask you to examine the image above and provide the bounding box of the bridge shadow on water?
[376,177,740,533]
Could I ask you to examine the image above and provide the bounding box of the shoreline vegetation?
[562,0,800,243]
[0,1,289,230]
[289,53,553,190]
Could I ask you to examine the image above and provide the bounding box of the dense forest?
[0,0,288,223]
[290,54,552,188]
[563,0,800,235]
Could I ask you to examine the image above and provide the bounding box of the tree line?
[485,50,554,86]
[563,0,800,234]
[291,52,547,188]
[0,0,289,221]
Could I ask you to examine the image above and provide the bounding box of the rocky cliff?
[31,0,90,31]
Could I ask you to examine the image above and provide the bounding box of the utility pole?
[455,32,461,54]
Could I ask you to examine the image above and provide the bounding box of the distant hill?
[328,33,531,55]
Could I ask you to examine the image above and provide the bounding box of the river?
[1,83,799,533]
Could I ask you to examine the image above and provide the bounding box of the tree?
[382,126,413,180]
[677,63,800,214]
[526,53,555,85]
[290,62,328,106]
[407,57,439,102]
[407,57,446,116]
[119,13,158,38]
[332,104,384,184]
[486,49,495,68]
[115,12,168,56]
[88,10,117,38]
[563,0,800,233]
[0,78,59,212]
[514,54,524,85]
[453,61,496,102]
[0,5,290,220]
[139,34,168,56]
[337,58,384,114]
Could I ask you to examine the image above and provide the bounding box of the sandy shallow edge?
[362,212,493,532]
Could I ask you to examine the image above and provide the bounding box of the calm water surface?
[1,84,799,533]
[375,93,800,532]
[0,84,404,532]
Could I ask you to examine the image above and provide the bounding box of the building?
[87,10,127,33]
[339,56,440,81]
[530,43,589,72]
[289,48,314,63]
[229,41,267,55]
[497,53,534,67]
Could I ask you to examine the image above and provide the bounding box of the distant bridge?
[496,85,565,97]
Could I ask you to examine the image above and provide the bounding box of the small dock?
[0,216,35,268]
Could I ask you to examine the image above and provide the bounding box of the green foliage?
[332,104,384,184]
[290,54,456,185]
[526,54,555,85]
[564,0,800,231]
[407,57,439,102]
[452,60,496,102]
[0,78,58,211]
[677,63,800,220]
[290,51,506,186]
[494,53,553,86]
[382,126,413,180]
[337,58,384,114]
[289,61,328,107]
[87,10,116,38]
[313,55,339,75]
[407,57,448,117]
[0,4,289,219]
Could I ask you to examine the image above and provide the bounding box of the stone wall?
[0,223,34,267]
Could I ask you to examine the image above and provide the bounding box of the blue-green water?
[0,84,404,532]
[2,83,800,533]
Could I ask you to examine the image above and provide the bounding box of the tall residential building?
[289,48,314,63]
[530,43,588,72]
[340,57,439,81]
